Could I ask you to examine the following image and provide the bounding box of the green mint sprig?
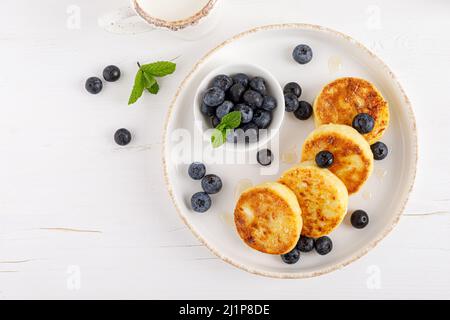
[128,61,176,105]
[211,111,242,148]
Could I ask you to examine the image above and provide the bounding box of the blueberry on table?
[243,90,264,108]
[261,95,277,111]
[296,235,315,252]
[315,150,334,168]
[253,109,272,129]
[201,174,223,194]
[203,87,225,107]
[294,101,313,120]
[191,192,211,213]
[292,44,313,64]
[211,74,233,91]
[352,113,375,134]
[229,83,246,103]
[188,162,206,180]
[371,141,388,160]
[249,77,267,95]
[281,248,300,264]
[351,210,369,229]
[283,82,302,97]
[232,73,249,88]
[216,101,234,120]
[103,65,121,82]
[234,103,253,124]
[257,149,273,166]
[114,128,132,146]
[315,236,333,255]
[284,93,299,112]
[85,77,103,94]
[201,102,217,117]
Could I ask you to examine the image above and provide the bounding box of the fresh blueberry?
[371,142,388,160]
[257,149,273,166]
[191,192,211,213]
[261,95,277,111]
[201,102,216,117]
[234,104,253,124]
[114,128,131,146]
[243,90,264,108]
[211,74,233,91]
[281,248,300,264]
[201,174,223,194]
[352,113,375,134]
[203,87,225,107]
[216,101,234,120]
[241,122,259,142]
[229,83,246,103]
[232,73,249,88]
[253,109,272,129]
[85,77,103,94]
[315,150,334,168]
[249,77,266,95]
[284,93,299,112]
[188,162,206,180]
[315,236,333,255]
[292,44,313,64]
[294,101,313,120]
[103,65,121,82]
[211,116,220,128]
[351,210,369,229]
[297,235,315,252]
[283,82,302,97]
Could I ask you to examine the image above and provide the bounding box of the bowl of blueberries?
[194,64,285,151]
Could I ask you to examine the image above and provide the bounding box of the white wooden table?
[0,0,449,299]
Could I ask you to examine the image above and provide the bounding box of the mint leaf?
[221,111,241,129]
[128,70,145,105]
[211,128,226,148]
[147,81,159,95]
[142,72,156,88]
[210,111,242,148]
[141,61,176,77]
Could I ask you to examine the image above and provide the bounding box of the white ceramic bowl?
[193,63,285,152]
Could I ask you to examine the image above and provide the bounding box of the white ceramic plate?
[162,24,417,278]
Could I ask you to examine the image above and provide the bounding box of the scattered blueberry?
[203,87,225,107]
[211,116,220,127]
[296,235,315,252]
[253,109,272,129]
[283,82,302,97]
[188,162,206,180]
[85,77,103,94]
[211,74,233,91]
[201,174,223,194]
[201,102,216,117]
[315,150,334,168]
[216,101,234,120]
[261,95,277,111]
[281,248,300,264]
[114,128,131,146]
[257,149,273,166]
[294,101,313,120]
[243,90,264,108]
[284,93,299,112]
[351,210,369,229]
[371,142,388,160]
[292,44,313,64]
[234,104,253,124]
[352,113,375,134]
[103,65,121,82]
[249,77,266,95]
[229,83,246,103]
[315,236,333,255]
[232,73,249,88]
[191,192,211,213]
[241,122,259,142]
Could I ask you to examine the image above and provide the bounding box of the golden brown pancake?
[234,182,302,254]
[313,77,389,144]
[279,162,348,237]
[301,124,373,195]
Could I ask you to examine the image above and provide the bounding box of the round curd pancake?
[301,124,374,195]
[279,162,348,238]
[313,77,389,144]
[234,182,302,255]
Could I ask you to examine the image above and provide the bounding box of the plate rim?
[161,23,418,279]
